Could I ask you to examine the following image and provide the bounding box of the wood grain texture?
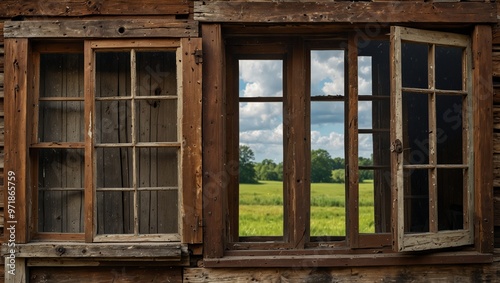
[473,25,494,253]
[195,2,497,23]
[0,0,189,17]
[4,19,198,38]
[181,37,203,244]
[201,24,225,258]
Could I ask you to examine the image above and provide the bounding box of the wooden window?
[205,25,490,263]
[391,27,474,251]
[24,39,202,243]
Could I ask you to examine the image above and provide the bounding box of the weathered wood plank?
[4,19,198,38]
[30,267,182,283]
[194,2,497,23]
[0,0,189,17]
[186,262,500,282]
[473,25,494,253]
[493,52,500,78]
[181,37,203,244]
[4,38,29,244]
[9,243,181,259]
[202,24,225,258]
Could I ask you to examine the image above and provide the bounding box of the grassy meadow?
[239,180,375,236]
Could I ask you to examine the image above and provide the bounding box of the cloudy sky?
[239,51,374,163]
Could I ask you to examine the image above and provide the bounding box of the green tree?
[311,149,334,183]
[331,169,345,183]
[255,159,283,181]
[358,156,373,183]
[239,145,258,183]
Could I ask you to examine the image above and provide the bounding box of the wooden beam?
[7,243,181,259]
[181,37,203,244]
[195,2,497,24]
[202,23,226,258]
[473,25,494,253]
[4,38,29,244]
[4,19,198,38]
[0,0,189,17]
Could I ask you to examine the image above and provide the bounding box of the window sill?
[4,242,184,261]
[204,250,493,268]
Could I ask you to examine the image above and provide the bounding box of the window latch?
[391,139,403,154]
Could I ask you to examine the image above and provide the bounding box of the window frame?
[390,26,474,252]
[5,37,203,246]
[201,24,493,266]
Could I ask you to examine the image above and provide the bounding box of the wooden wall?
[493,3,500,248]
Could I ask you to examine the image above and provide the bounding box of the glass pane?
[310,99,345,236]
[136,52,177,96]
[136,99,177,142]
[95,100,132,144]
[239,60,283,97]
[435,46,463,91]
[40,53,84,98]
[358,134,391,234]
[95,52,131,98]
[238,58,284,237]
[139,190,178,234]
[437,168,464,231]
[437,95,464,165]
[357,40,390,97]
[96,147,133,189]
[358,99,390,130]
[38,101,84,142]
[404,169,429,233]
[403,92,429,165]
[311,50,345,97]
[402,42,429,89]
[138,148,178,188]
[38,148,84,233]
[96,191,134,234]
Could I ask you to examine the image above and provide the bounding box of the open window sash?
[391,26,474,252]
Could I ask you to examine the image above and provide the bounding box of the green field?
[239,180,375,236]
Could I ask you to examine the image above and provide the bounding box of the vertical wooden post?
[84,40,95,242]
[181,37,203,244]
[347,33,359,248]
[202,24,226,258]
[4,38,29,245]
[472,25,494,253]
[4,258,26,283]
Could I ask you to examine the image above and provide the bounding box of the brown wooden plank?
[187,262,500,282]
[4,38,29,244]
[84,40,94,242]
[4,19,198,39]
[0,0,189,17]
[493,52,500,78]
[347,33,360,248]
[30,267,182,283]
[14,243,181,259]
[194,2,497,24]
[202,24,225,258]
[473,25,494,253]
[181,37,202,244]
[288,38,307,249]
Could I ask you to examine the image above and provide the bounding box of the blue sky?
[239,52,374,162]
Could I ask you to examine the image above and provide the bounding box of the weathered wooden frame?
[390,26,475,252]
[4,38,202,247]
[202,24,494,266]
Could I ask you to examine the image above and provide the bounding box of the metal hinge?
[194,49,203,64]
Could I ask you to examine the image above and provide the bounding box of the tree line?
[239,145,373,184]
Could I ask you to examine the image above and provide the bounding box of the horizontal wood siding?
[194,2,497,23]
[0,0,190,17]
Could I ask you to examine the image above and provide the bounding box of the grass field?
[239,180,375,236]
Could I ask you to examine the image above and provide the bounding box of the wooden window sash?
[391,26,474,252]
